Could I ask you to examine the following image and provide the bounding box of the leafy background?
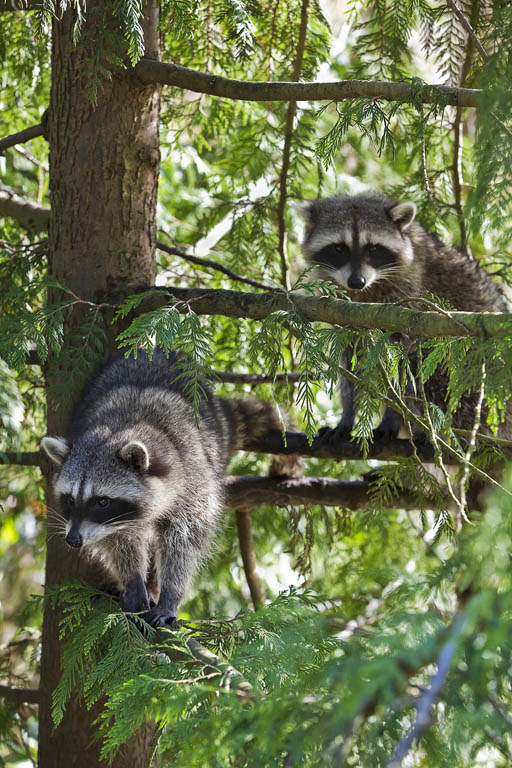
[1,0,512,765]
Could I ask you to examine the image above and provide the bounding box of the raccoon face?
[41,435,171,549]
[298,194,416,292]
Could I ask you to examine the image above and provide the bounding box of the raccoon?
[41,349,299,627]
[299,192,511,444]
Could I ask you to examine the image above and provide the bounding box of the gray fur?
[300,192,512,447]
[42,349,298,626]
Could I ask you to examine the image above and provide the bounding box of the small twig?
[387,611,468,767]
[211,370,300,384]
[458,360,486,524]
[235,508,265,609]
[156,239,275,292]
[276,0,310,291]
[445,0,488,61]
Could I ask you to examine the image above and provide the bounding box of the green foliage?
[41,487,512,766]
[2,0,512,765]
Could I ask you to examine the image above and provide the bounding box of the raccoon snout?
[348,274,366,290]
[65,531,83,549]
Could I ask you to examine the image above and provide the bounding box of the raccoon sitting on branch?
[299,192,512,447]
[41,349,300,628]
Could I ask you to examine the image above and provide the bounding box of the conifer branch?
[0,123,45,154]
[0,684,40,704]
[142,286,512,339]
[134,58,484,108]
[235,508,265,609]
[445,0,488,61]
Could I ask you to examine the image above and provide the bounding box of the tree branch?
[211,370,300,384]
[0,186,49,232]
[445,0,488,61]
[0,684,39,705]
[225,475,446,510]
[0,123,45,154]
[387,612,468,767]
[134,58,484,108]
[156,239,274,291]
[141,286,512,339]
[235,508,265,608]
[276,0,310,291]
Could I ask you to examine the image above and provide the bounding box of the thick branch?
[135,58,483,108]
[0,187,49,232]
[0,451,45,467]
[142,286,512,339]
[0,684,39,704]
[0,123,45,154]
[225,476,442,510]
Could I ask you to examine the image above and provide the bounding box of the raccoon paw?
[140,608,178,629]
[372,408,402,443]
[313,423,353,448]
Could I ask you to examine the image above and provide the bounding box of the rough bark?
[38,2,161,767]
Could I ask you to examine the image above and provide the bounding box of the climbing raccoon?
[299,192,511,444]
[41,349,299,627]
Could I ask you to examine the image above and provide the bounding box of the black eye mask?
[315,242,350,268]
[364,244,397,268]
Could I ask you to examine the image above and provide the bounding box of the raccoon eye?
[366,244,396,267]
[97,497,110,508]
[61,493,74,506]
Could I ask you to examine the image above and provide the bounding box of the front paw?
[140,607,178,629]
[314,422,353,448]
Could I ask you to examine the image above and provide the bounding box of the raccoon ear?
[118,441,150,473]
[291,201,316,228]
[388,201,417,232]
[40,437,70,467]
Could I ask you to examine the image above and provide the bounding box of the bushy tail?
[224,397,303,478]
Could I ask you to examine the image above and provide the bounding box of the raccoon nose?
[348,275,366,290]
[65,531,83,548]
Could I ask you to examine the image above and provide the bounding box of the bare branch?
[0,186,49,232]
[156,240,274,291]
[135,58,484,108]
[0,684,39,705]
[0,123,45,154]
[211,370,300,384]
[387,612,468,767]
[276,0,310,291]
[235,508,265,608]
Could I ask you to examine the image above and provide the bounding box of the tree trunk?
[38,3,161,766]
